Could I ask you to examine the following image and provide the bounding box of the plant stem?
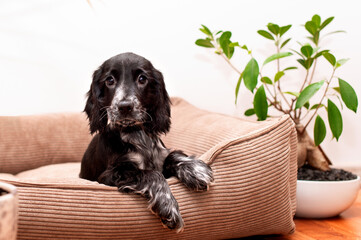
[308,43,319,85]
[275,37,291,109]
[260,71,294,121]
[211,37,242,75]
[308,58,318,85]
[294,68,311,121]
[278,86,292,109]
[301,68,336,134]
[276,38,281,84]
[220,53,242,75]
[259,71,276,100]
[289,98,297,121]
[299,69,309,94]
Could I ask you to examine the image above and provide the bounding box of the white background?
[0,0,360,167]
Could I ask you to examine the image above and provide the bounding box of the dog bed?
[0,97,297,239]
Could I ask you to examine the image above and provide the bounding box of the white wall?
[0,0,360,167]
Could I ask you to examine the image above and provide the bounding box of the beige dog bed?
[0,97,297,239]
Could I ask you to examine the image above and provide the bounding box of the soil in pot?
[298,164,358,181]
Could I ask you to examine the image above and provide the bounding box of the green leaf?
[314,50,330,59]
[310,103,325,110]
[263,52,292,65]
[200,25,213,38]
[224,47,234,58]
[216,37,220,45]
[243,58,259,93]
[312,14,321,28]
[336,58,350,68]
[291,48,304,58]
[320,17,334,30]
[323,52,336,66]
[221,34,235,59]
[195,39,214,48]
[229,42,240,47]
[295,80,324,109]
[235,73,243,104]
[253,85,268,121]
[297,58,314,69]
[244,108,255,116]
[257,30,274,40]
[314,115,326,146]
[312,47,320,55]
[261,76,273,85]
[313,33,319,44]
[333,87,340,93]
[283,66,298,71]
[280,25,292,37]
[219,31,233,58]
[274,71,285,83]
[304,101,310,109]
[284,91,300,97]
[305,21,317,35]
[305,58,314,69]
[328,99,343,140]
[339,78,358,113]
[324,30,346,37]
[229,47,235,57]
[336,95,344,110]
[301,45,313,58]
[267,23,280,35]
[240,45,249,51]
[280,38,291,49]
[297,59,307,69]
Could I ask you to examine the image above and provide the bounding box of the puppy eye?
[138,75,148,85]
[105,76,115,87]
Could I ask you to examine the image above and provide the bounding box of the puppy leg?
[163,150,214,191]
[99,163,184,232]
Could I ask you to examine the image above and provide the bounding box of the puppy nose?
[118,100,134,114]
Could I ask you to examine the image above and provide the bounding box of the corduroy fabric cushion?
[0,113,91,174]
[0,97,297,239]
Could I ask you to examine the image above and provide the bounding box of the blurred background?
[0,0,360,168]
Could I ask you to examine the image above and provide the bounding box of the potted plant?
[0,181,18,240]
[195,14,360,218]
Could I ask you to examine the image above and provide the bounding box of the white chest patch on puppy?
[127,152,145,170]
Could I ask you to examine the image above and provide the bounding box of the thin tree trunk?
[296,124,332,171]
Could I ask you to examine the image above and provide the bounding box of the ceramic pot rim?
[297,175,360,184]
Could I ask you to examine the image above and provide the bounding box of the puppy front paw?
[159,207,184,233]
[178,159,214,191]
[150,193,184,233]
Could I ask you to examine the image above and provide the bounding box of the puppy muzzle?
[107,99,144,128]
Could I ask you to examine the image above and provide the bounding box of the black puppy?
[79,53,213,232]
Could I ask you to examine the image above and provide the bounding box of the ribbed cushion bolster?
[208,116,297,237]
[0,97,297,239]
[162,97,280,157]
[199,115,294,164]
[0,113,92,174]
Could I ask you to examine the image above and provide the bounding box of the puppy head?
[85,52,171,135]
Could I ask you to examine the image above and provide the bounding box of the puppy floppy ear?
[84,68,107,134]
[149,68,171,135]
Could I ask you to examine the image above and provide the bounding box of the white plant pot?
[295,176,361,218]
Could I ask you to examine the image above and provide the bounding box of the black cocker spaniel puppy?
[79,53,213,232]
